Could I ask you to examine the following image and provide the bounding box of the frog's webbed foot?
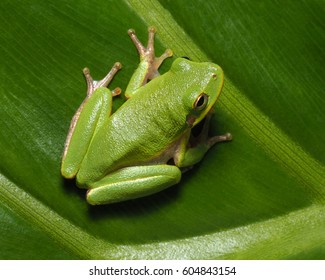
[128,27,173,80]
[191,112,232,148]
[83,62,122,97]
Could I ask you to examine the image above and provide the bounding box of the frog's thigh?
[61,88,113,178]
[86,165,181,205]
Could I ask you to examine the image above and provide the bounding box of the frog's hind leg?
[61,64,121,178]
[86,165,181,205]
[125,27,173,98]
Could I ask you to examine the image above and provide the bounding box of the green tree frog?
[61,27,232,205]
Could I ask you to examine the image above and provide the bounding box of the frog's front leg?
[125,27,173,98]
[86,165,181,205]
[61,63,121,178]
[175,112,232,168]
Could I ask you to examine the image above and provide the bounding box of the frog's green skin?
[61,27,231,205]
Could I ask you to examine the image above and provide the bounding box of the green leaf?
[0,0,324,259]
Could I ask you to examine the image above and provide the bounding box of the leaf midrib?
[1,173,325,259]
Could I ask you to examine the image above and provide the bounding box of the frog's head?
[170,58,224,127]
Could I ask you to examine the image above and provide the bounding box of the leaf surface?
[0,0,324,259]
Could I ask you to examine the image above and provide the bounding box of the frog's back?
[78,78,188,184]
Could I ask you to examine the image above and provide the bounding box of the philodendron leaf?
[0,0,324,259]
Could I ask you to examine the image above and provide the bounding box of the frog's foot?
[177,112,232,168]
[128,27,173,80]
[192,112,232,149]
[83,62,122,97]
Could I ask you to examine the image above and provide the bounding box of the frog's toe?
[128,28,146,56]
[207,132,233,147]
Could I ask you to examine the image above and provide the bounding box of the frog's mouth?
[186,115,196,127]
[190,116,207,137]
[186,97,216,128]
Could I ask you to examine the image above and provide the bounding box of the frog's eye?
[181,56,191,60]
[194,93,209,111]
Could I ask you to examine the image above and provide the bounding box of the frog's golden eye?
[194,93,209,111]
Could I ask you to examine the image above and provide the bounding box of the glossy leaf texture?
[0,0,324,259]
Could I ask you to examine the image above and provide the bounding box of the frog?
[61,27,232,205]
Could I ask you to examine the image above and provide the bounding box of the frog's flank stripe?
[126,0,325,202]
